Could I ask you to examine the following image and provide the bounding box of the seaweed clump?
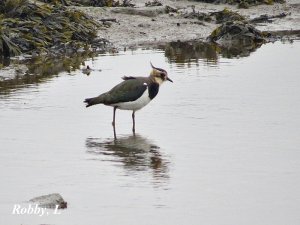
[42,0,135,7]
[208,20,266,55]
[193,0,285,8]
[182,8,246,23]
[0,0,104,58]
[211,8,246,23]
[145,0,163,7]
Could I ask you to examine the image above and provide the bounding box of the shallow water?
[1,41,300,225]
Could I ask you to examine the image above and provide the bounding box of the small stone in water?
[30,193,67,209]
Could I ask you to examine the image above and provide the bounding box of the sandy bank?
[77,0,300,48]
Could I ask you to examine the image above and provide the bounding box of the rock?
[183,11,212,22]
[208,21,266,46]
[111,7,165,17]
[165,5,178,13]
[145,0,163,7]
[138,23,151,28]
[103,21,113,27]
[210,8,246,24]
[29,193,67,209]
[181,8,245,23]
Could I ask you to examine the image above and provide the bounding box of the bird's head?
[150,62,173,84]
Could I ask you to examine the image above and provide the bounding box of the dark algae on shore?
[42,0,134,7]
[193,0,285,8]
[0,0,102,58]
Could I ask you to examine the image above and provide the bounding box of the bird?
[84,63,173,137]
[81,65,92,75]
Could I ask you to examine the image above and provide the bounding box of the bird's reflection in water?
[85,134,170,183]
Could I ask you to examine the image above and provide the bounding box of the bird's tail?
[84,96,103,108]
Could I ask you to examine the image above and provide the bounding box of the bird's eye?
[160,73,165,78]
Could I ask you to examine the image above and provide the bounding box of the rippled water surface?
[1,41,300,225]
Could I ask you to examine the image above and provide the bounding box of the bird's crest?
[150,62,167,74]
[122,76,136,80]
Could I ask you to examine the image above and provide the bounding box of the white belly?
[111,89,151,111]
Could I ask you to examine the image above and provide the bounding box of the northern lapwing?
[84,63,173,137]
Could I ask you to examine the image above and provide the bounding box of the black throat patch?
[148,82,159,100]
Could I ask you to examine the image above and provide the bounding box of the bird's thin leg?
[112,107,117,126]
[113,127,117,140]
[112,107,117,139]
[132,111,135,134]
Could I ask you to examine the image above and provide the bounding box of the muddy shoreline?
[1,0,300,86]
[78,0,300,48]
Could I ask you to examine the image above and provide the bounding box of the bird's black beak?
[167,77,173,83]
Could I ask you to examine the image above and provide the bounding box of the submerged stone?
[30,193,67,209]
